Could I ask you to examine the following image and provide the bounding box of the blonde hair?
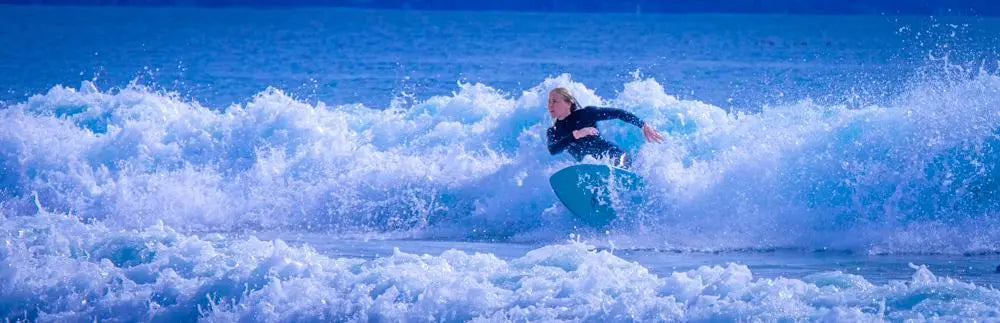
[550,87,580,112]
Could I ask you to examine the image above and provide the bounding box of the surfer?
[546,87,664,168]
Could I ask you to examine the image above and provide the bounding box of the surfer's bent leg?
[606,148,631,169]
[616,152,632,169]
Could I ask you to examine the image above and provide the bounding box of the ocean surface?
[5,5,1000,321]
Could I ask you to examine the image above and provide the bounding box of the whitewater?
[4,69,1000,320]
[4,5,1000,322]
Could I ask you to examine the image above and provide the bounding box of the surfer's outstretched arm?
[589,107,645,128]
[588,107,665,143]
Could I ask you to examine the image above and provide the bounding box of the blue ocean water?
[5,5,1000,321]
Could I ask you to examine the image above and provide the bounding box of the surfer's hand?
[573,127,599,139]
[642,123,664,143]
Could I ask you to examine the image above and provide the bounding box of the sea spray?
[3,71,1000,253]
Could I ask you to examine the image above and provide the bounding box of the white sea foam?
[3,72,1000,253]
[3,212,1000,321]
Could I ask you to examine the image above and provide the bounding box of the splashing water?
[3,69,1000,253]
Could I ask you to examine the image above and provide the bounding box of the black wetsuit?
[546,106,645,166]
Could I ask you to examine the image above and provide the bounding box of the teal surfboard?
[549,164,644,227]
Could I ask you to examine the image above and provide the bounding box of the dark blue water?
[5,6,997,110]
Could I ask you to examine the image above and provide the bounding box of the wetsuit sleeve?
[590,107,645,128]
[547,127,574,155]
